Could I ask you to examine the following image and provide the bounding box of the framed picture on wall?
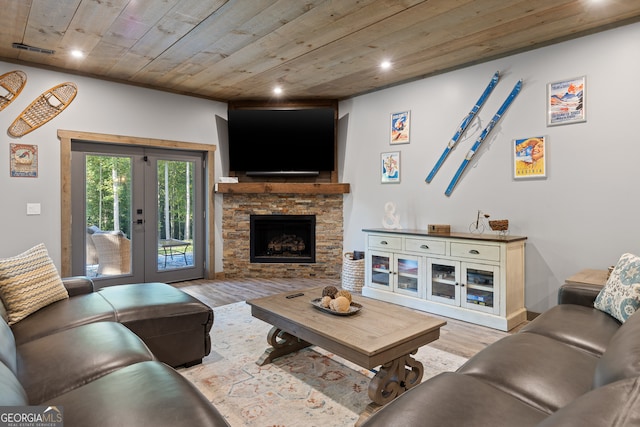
[381,151,400,183]
[547,76,586,126]
[390,111,410,144]
[10,143,38,178]
[513,136,546,179]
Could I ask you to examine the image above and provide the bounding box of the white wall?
[339,22,640,312]
[0,64,227,270]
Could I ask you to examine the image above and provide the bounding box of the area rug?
[179,302,468,427]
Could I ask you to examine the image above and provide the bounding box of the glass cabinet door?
[395,255,421,297]
[369,251,392,290]
[462,263,499,314]
[427,259,460,305]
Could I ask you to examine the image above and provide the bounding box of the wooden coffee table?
[246,287,446,405]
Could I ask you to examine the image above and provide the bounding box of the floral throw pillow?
[594,253,640,323]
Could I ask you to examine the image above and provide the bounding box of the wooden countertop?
[565,269,610,287]
[363,228,527,243]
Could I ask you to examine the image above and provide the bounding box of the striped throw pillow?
[0,244,69,325]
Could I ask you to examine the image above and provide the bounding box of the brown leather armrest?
[558,283,603,307]
[62,276,95,297]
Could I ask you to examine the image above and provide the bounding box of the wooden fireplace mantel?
[216,182,350,194]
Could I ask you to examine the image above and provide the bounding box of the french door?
[70,142,204,286]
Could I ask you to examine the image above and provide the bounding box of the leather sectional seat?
[10,278,213,368]
[361,281,640,427]
[0,277,230,427]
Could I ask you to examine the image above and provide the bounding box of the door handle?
[136,219,144,224]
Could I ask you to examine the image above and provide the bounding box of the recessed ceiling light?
[380,60,392,70]
[273,86,283,95]
[71,50,84,58]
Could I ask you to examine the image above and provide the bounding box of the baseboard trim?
[527,310,540,321]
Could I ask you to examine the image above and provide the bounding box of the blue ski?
[426,71,500,183]
[445,79,523,196]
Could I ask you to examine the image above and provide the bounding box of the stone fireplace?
[221,192,344,278]
[250,214,316,263]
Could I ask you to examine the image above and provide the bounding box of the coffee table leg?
[368,350,424,405]
[256,326,312,366]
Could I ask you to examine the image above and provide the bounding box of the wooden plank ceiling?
[0,0,638,101]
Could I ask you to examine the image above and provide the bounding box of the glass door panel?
[84,154,133,279]
[428,259,460,305]
[462,264,499,314]
[144,150,204,283]
[156,160,196,272]
[370,252,391,289]
[396,256,419,295]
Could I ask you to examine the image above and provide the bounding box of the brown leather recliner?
[10,278,213,368]
[361,283,640,427]
[0,277,228,426]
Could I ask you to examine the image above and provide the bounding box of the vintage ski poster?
[390,111,410,144]
[514,136,546,179]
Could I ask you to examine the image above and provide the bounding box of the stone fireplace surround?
[221,193,344,278]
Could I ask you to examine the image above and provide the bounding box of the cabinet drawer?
[451,242,500,262]
[405,238,446,255]
[368,235,402,250]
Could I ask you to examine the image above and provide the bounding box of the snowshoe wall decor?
[0,70,27,112]
[8,82,77,137]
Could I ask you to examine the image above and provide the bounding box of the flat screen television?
[227,107,336,176]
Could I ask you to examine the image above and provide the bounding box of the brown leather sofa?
[11,277,212,368]
[0,277,229,426]
[361,282,640,426]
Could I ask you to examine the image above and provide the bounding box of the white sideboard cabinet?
[362,229,527,331]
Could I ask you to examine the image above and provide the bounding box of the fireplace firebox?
[250,215,315,263]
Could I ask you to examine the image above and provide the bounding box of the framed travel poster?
[10,143,38,177]
[381,151,400,183]
[547,76,586,126]
[513,136,546,179]
[390,111,410,144]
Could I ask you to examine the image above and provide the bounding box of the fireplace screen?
[250,215,315,263]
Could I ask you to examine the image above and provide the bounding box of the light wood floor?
[173,277,524,359]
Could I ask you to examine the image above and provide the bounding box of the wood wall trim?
[57,130,214,151]
[60,133,72,277]
[58,129,217,279]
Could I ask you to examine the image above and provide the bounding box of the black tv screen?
[227,107,336,175]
